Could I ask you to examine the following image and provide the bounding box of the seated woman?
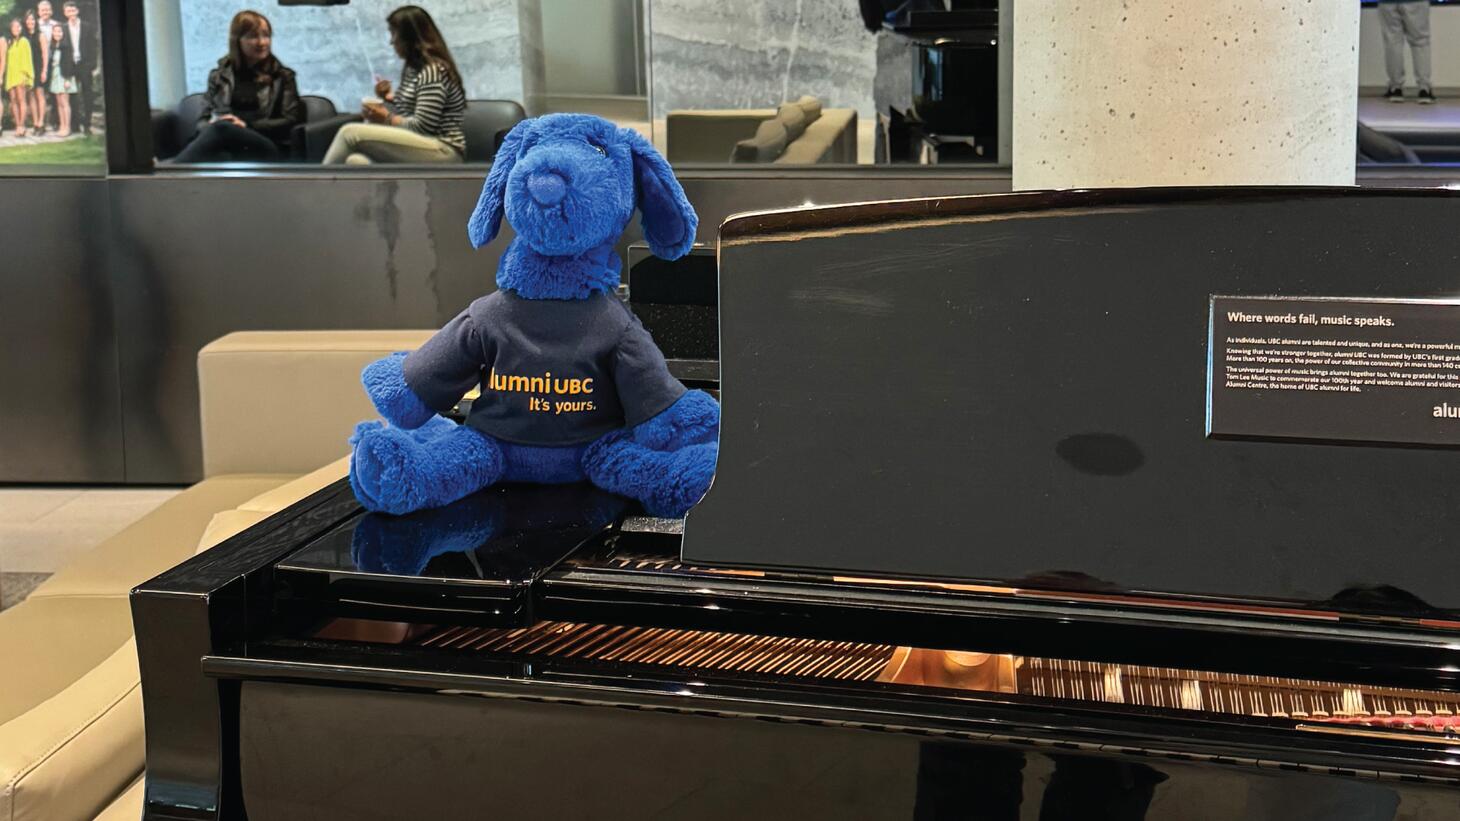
[322,6,465,165]
[175,10,302,163]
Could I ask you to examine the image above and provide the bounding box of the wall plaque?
[1209,296,1460,446]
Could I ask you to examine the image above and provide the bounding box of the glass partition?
[139,0,1015,172]
[0,0,104,174]
[129,0,1460,176]
[648,0,1006,167]
[1357,0,1460,166]
[147,0,542,167]
[146,0,648,169]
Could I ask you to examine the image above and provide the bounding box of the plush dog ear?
[624,128,698,260]
[467,120,530,249]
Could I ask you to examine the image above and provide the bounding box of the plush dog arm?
[628,389,720,450]
[362,352,436,430]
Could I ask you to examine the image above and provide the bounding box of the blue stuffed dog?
[348,113,720,518]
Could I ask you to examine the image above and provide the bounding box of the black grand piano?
[134,189,1460,820]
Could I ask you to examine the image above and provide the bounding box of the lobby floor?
[0,487,180,610]
[1358,88,1460,134]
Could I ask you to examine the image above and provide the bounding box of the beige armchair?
[666,97,858,165]
[0,330,430,821]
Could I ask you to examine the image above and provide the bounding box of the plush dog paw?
[350,425,428,515]
[643,442,719,518]
[350,422,506,516]
[349,418,384,446]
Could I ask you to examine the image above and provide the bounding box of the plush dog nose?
[526,171,568,206]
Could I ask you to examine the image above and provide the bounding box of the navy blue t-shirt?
[402,291,686,446]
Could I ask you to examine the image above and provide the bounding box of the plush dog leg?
[582,392,720,517]
[350,421,504,515]
[402,414,460,442]
[583,438,718,518]
[347,414,458,455]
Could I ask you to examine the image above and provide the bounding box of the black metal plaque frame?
[1207,295,1460,447]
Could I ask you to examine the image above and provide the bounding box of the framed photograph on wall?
[0,0,104,172]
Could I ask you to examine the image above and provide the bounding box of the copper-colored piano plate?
[382,619,1460,742]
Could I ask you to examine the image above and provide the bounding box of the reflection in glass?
[650,0,875,165]
[1358,0,1460,166]
[172,10,302,163]
[152,0,547,166]
[149,1,659,167]
[319,5,468,166]
[648,0,1005,166]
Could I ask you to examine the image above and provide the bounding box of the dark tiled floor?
[0,486,179,611]
[0,572,51,610]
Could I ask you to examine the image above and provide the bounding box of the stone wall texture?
[649,0,877,119]
[1014,1,1360,189]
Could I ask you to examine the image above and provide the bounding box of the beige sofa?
[666,99,858,165]
[0,330,429,821]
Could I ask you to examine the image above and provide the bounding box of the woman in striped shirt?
[323,6,466,165]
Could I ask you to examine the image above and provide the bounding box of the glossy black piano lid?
[275,482,627,624]
[684,188,1460,616]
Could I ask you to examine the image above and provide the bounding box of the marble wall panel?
[649,0,876,119]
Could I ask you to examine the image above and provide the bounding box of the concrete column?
[1013,1,1360,190]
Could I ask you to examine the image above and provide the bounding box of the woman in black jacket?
[175,10,303,163]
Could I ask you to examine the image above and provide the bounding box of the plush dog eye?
[588,141,607,156]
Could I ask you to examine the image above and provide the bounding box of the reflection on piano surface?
[345,483,628,577]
